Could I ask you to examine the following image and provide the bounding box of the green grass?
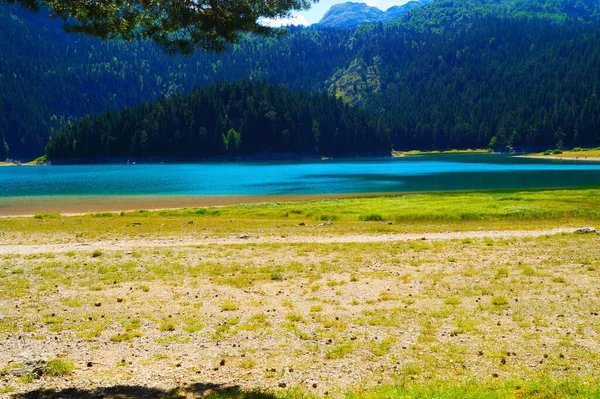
[5,187,600,245]
[110,331,144,342]
[91,249,103,258]
[325,343,354,359]
[221,300,239,311]
[358,213,385,222]
[393,148,493,156]
[344,377,600,398]
[25,155,48,165]
[44,357,74,377]
[33,213,61,219]
[2,377,600,398]
[533,146,600,158]
[491,296,508,306]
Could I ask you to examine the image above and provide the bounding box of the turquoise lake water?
[2,155,600,197]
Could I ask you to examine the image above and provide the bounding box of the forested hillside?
[0,6,353,158]
[351,17,600,149]
[3,0,600,159]
[46,81,389,158]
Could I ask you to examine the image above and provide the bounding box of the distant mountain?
[316,1,430,28]
[317,2,389,28]
[387,0,431,19]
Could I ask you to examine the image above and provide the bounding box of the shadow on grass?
[12,382,280,399]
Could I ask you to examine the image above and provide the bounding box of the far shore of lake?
[3,149,496,165]
[7,147,600,167]
[515,154,600,161]
[392,149,493,156]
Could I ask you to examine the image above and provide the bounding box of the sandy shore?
[0,193,405,217]
[515,155,600,161]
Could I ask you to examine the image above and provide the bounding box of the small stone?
[574,227,596,234]
[239,234,250,239]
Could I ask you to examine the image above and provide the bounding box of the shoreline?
[0,193,405,217]
[0,184,594,217]
[2,150,502,165]
[514,155,600,161]
[8,148,600,165]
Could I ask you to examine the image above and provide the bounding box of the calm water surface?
[2,155,600,197]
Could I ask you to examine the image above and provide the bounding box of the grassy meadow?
[2,187,600,243]
[392,149,492,156]
[529,147,600,158]
[1,188,600,398]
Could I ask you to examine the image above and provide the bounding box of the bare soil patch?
[2,228,599,397]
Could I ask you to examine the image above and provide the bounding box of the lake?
[2,155,600,198]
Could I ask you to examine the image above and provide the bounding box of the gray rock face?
[5,360,47,377]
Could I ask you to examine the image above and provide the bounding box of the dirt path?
[0,227,579,255]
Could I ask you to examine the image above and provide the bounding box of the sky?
[267,0,411,26]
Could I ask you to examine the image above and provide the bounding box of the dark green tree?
[45,81,390,158]
[2,0,316,53]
